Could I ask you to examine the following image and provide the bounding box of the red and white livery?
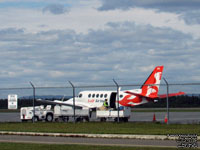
[37,66,185,109]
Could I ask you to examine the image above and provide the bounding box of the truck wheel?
[62,117,69,122]
[84,116,90,122]
[21,119,27,122]
[32,116,38,122]
[123,117,129,122]
[55,118,59,122]
[76,117,83,122]
[46,113,53,122]
[100,118,106,122]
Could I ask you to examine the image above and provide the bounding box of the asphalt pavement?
[0,135,179,148]
[0,111,200,124]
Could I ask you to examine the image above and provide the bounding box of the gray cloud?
[98,0,200,12]
[98,0,200,25]
[42,4,69,15]
[0,22,199,90]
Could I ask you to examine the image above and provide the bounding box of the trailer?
[54,105,91,122]
[20,105,54,122]
[96,107,131,122]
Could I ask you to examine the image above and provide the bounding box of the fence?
[0,81,200,124]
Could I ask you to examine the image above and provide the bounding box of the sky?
[0,0,200,90]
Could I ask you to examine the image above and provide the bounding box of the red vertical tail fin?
[141,66,164,98]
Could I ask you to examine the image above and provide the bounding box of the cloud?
[0,20,199,97]
[98,0,200,12]
[0,0,199,98]
[98,0,200,25]
[42,4,69,15]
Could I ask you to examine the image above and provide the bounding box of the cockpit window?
[79,93,82,98]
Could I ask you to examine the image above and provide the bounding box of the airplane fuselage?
[64,89,149,109]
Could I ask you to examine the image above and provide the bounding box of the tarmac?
[1,111,200,124]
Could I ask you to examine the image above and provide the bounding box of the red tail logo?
[141,66,164,98]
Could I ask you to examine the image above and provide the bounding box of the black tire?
[55,118,59,122]
[62,117,69,122]
[76,117,83,122]
[123,117,129,122]
[114,117,119,122]
[21,119,28,122]
[84,116,90,122]
[46,113,53,122]
[100,118,106,122]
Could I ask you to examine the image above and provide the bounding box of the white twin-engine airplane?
[37,66,185,109]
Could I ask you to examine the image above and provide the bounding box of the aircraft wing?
[36,99,83,109]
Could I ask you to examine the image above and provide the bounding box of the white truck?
[20,105,91,122]
[96,107,131,122]
[20,105,54,122]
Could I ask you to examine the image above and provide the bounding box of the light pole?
[30,82,35,123]
[163,77,169,124]
[69,81,76,123]
[113,79,120,123]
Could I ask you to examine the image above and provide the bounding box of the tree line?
[0,95,199,109]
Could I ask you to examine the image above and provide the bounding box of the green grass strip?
[0,122,199,135]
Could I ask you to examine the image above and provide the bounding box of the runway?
[0,111,200,124]
[0,135,179,148]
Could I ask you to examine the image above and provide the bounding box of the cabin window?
[92,94,95,98]
[79,93,82,98]
[88,94,91,98]
[100,94,103,98]
[104,94,107,98]
[120,95,123,98]
[96,94,99,98]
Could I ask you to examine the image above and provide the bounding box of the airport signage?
[8,94,18,109]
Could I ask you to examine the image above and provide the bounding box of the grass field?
[0,122,199,135]
[0,143,178,150]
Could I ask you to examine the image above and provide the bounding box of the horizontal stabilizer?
[124,91,151,98]
[158,91,185,98]
[125,91,185,99]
